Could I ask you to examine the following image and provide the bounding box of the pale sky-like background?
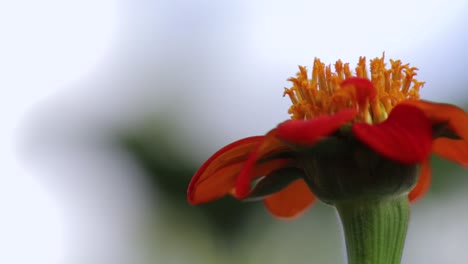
[1,0,468,263]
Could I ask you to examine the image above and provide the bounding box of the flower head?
[187,55,468,219]
[284,56,423,123]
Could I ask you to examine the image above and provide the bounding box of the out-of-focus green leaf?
[118,120,261,242]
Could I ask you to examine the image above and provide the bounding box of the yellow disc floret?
[284,54,425,124]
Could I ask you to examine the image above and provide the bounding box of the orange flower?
[187,55,468,219]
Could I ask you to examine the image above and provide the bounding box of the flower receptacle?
[300,137,419,205]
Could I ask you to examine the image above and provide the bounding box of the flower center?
[284,55,425,123]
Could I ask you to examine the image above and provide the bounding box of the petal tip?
[341,77,377,104]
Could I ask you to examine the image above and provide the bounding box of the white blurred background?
[1,0,468,263]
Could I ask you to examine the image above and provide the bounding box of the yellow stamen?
[284,54,424,123]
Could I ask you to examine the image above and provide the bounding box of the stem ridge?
[335,197,410,264]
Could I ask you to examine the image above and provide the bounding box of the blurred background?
[1,0,468,263]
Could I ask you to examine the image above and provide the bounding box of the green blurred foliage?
[429,155,468,195]
[119,119,262,244]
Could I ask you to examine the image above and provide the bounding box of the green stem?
[335,196,410,264]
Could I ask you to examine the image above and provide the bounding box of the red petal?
[234,130,291,198]
[403,100,468,141]
[352,104,432,164]
[409,159,431,202]
[188,136,264,204]
[341,77,377,104]
[275,108,357,145]
[432,138,468,166]
[402,100,468,165]
[263,179,316,219]
[189,158,290,205]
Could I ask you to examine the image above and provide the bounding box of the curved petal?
[263,179,316,219]
[341,77,377,104]
[432,138,468,166]
[409,159,431,202]
[234,130,291,198]
[352,104,433,164]
[189,158,290,205]
[188,136,264,203]
[402,100,468,141]
[275,108,357,145]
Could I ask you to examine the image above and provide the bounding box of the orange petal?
[352,104,433,164]
[432,138,468,166]
[188,136,264,203]
[189,158,290,205]
[409,159,431,202]
[263,179,316,219]
[275,108,357,145]
[234,130,291,198]
[402,100,468,141]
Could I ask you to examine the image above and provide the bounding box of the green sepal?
[259,136,355,163]
[299,136,354,156]
[244,168,305,201]
[300,141,419,205]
